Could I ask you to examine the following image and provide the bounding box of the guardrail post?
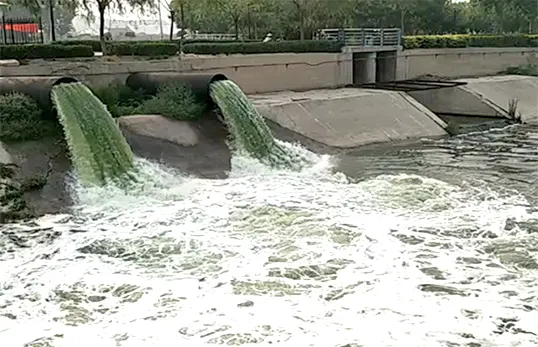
[9,19,15,44]
[337,29,346,45]
[380,28,384,46]
[1,14,6,45]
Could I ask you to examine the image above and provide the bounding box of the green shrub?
[57,39,103,51]
[0,44,94,59]
[57,39,261,52]
[107,42,178,56]
[136,82,205,120]
[91,83,150,118]
[182,40,344,55]
[403,34,538,49]
[0,93,59,142]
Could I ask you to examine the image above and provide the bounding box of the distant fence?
[318,28,402,47]
[0,17,44,45]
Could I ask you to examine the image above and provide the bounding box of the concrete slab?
[0,142,13,164]
[458,75,538,124]
[408,75,538,124]
[251,88,447,148]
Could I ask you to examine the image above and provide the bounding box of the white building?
[69,1,172,40]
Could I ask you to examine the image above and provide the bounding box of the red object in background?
[1,23,39,33]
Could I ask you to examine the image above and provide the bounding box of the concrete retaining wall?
[408,87,506,118]
[251,88,447,148]
[409,75,538,124]
[1,47,536,95]
[397,48,538,80]
[0,53,353,94]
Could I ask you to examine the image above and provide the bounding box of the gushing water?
[52,82,135,186]
[2,126,538,347]
[210,80,316,170]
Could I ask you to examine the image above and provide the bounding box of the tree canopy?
[168,0,538,39]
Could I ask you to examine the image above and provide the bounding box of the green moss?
[0,93,61,143]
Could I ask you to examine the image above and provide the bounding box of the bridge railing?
[317,28,402,47]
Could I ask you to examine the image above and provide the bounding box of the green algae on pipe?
[51,82,135,186]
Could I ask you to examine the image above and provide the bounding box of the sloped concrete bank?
[251,88,448,148]
[408,75,538,124]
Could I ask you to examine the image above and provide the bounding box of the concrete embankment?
[251,88,448,148]
[409,75,538,124]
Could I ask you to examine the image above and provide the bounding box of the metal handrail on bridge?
[317,28,402,47]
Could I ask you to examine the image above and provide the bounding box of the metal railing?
[0,17,44,45]
[318,28,402,47]
[189,33,242,41]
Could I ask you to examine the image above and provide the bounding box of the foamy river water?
[2,125,538,347]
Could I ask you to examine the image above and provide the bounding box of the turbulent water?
[2,125,538,347]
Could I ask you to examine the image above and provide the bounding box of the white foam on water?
[1,151,538,347]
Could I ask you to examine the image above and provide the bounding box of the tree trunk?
[169,10,175,41]
[400,9,405,34]
[299,13,305,40]
[99,7,107,55]
[234,17,239,39]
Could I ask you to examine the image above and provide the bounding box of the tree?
[8,0,76,39]
[77,0,155,54]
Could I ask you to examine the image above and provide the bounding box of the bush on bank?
[0,93,59,142]
[0,44,94,59]
[90,83,150,118]
[403,34,538,49]
[136,82,206,120]
[182,40,344,54]
[92,82,205,120]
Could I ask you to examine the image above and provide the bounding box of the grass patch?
[92,81,206,120]
[0,93,61,143]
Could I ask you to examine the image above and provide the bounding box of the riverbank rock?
[2,138,73,220]
[119,114,231,179]
[0,59,20,67]
[118,115,199,147]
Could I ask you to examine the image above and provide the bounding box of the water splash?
[1,151,538,347]
[210,80,316,170]
[52,82,135,186]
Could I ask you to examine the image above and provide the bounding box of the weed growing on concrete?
[0,93,60,142]
[508,99,521,122]
[504,64,538,76]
